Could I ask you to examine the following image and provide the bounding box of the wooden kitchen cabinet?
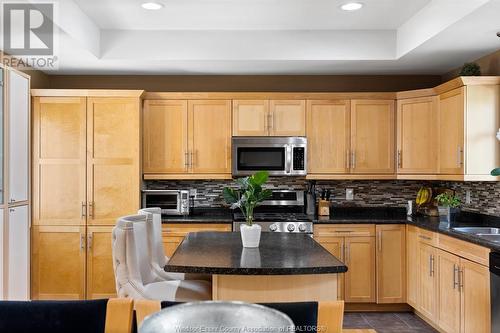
[87,97,141,226]
[344,236,376,303]
[460,258,490,333]
[143,99,232,179]
[86,226,116,299]
[189,100,232,174]
[406,225,419,308]
[438,88,465,175]
[397,96,439,174]
[313,236,345,300]
[232,100,269,136]
[162,223,232,257]
[232,99,305,137]
[269,100,306,136]
[314,224,376,303]
[351,100,395,174]
[437,249,461,333]
[143,100,188,174]
[306,100,350,174]
[418,242,438,322]
[32,97,87,226]
[31,225,86,300]
[376,224,405,303]
[438,85,500,180]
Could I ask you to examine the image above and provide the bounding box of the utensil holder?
[318,199,330,216]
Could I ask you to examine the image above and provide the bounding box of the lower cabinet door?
[344,236,376,303]
[437,250,461,333]
[315,236,345,300]
[31,225,86,300]
[86,226,116,299]
[376,225,406,303]
[461,258,490,333]
[418,243,438,322]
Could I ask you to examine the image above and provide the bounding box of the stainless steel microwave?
[142,190,190,215]
[232,137,307,176]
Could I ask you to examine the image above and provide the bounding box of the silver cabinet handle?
[346,150,350,169]
[87,233,93,251]
[378,230,382,252]
[351,151,356,169]
[88,202,94,219]
[457,146,463,167]
[453,264,459,289]
[431,255,435,277]
[267,112,273,133]
[81,202,87,218]
[419,235,432,241]
[397,150,402,168]
[459,267,464,291]
[80,233,85,251]
[184,151,189,168]
[429,254,433,277]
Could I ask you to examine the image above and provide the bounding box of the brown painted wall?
[48,75,442,92]
[442,49,500,81]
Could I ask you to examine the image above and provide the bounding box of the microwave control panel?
[293,147,305,171]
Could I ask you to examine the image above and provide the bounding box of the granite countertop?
[407,212,500,252]
[164,232,348,275]
[314,207,408,224]
[162,208,233,224]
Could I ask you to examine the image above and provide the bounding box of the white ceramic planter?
[240,224,262,248]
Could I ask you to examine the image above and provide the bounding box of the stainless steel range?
[232,190,313,235]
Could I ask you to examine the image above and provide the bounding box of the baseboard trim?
[345,303,412,312]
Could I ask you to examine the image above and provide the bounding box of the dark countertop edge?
[314,219,407,224]
[165,265,348,275]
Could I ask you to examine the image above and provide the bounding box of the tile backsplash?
[144,178,500,216]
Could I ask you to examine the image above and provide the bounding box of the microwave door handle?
[286,145,293,174]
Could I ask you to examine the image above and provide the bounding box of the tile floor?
[343,312,438,333]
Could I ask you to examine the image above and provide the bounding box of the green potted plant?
[223,171,272,248]
[435,192,461,225]
[492,129,500,176]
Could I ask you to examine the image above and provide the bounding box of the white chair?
[138,207,211,282]
[112,214,211,301]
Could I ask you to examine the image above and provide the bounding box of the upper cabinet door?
[143,100,188,174]
[189,100,232,174]
[32,97,87,226]
[439,87,465,175]
[306,100,350,174]
[87,97,140,225]
[8,71,30,203]
[397,96,439,174]
[233,100,269,136]
[269,100,306,136]
[351,100,395,174]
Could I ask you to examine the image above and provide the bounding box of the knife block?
[318,200,330,216]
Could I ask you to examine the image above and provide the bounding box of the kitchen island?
[165,232,347,302]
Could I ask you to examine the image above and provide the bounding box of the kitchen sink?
[472,234,500,243]
[452,227,500,235]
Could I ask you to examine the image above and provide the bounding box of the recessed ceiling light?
[141,2,164,10]
[340,2,363,11]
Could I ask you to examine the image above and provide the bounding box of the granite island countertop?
[164,232,348,275]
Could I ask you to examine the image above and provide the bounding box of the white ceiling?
[4,0,500,74]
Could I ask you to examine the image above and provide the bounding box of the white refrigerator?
[0,67,31,300]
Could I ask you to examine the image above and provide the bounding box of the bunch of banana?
[416,187,432,207]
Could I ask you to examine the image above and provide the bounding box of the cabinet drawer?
[163,223,232,237]
[416,228,438,247]
[438,233,489,267]
[314,224,375,237]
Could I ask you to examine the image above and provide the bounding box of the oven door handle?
[285,144,293,174]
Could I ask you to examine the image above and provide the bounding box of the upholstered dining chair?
[0,298,133,333]
[112,214,211,301]
[137,208,211,282]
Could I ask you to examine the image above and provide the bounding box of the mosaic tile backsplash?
[145,178,500,217]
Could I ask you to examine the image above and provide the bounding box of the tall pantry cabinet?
[0,66,31,300]
[31,90,143,300]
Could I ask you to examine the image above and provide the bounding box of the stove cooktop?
[232,212,313,222]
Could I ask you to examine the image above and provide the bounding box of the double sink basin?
[452,227,500,243]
